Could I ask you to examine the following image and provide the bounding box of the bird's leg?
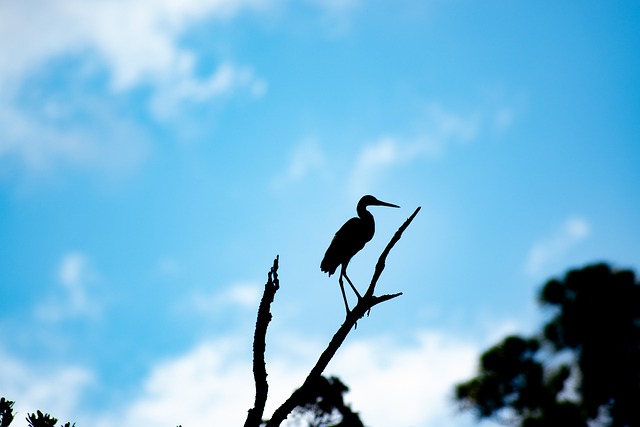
[343,271,362,300]
[340,274,358,328]
[338,274,351,315]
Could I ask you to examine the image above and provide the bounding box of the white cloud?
[425,103,482,144]
[0,317,508,427]
[287,140,327,181]
[0,0,368,184]
[349,136,417,196]
[94,338,255,427]
[0,348,94,424]
[525,217,591,276]
[0,0,266,94]
[149,61,268,117]
[86,336,279,427]
[189,282,262,313]
[224,284,263,307]
[35,252,102,321]
[0,0,266,183]
[348,103,486,195]
[78,329,479,427]
[330,332,478,427]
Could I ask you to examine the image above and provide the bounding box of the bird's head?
[358,195,400,210]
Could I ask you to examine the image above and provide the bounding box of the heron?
[321,195,400,313]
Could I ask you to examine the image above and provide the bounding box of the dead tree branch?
[244,256,280,427]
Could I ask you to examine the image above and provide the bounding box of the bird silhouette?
[321,195,400,313]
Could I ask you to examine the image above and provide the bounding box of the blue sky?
[1,1,639,426]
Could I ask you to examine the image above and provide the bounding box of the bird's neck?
[357,205,373,221]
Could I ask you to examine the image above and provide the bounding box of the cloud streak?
[525,217,591,276]
[348,102,509,196]
[34,252,103,321]
[188,282,262,313]
[271,139,328,190]
[0,102,149,184]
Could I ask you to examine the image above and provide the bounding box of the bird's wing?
[321,218,367,275]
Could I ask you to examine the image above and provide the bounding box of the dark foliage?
[26,411,57,427]
[0,401,75,427]
[26,410,74,427]
[455,263,640,427]
[0,398,15,427]
[290,376,365,427]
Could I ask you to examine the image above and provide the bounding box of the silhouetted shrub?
[456,263,640,427]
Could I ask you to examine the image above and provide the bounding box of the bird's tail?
[320,259,337,276]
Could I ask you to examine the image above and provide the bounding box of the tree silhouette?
[455,263,640,427]
[25,411,74,427]
[0,400,76,427]
[289,376,365,427]
[0,398,15,427]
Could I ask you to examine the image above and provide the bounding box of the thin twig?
[365,206,421,298]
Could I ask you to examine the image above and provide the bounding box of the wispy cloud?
[149,61,268,118]
[270,139,328,190]
[525,217,591,276]
[0,101,149,184]
[188,282,262,313]
[0,348,94,424]
[348,136,416,196]
[0,0,266,184]
[0,0,266,95]
[35,252,103,321]
[348,102,496,195]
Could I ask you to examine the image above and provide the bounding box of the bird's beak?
[375,199,400,208]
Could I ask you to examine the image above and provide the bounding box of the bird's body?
[321,195,399,313]
[321,215,374,276]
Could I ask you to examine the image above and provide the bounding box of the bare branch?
[265,207,421,427]
[244,256,280,427]
[366,206,421,298]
